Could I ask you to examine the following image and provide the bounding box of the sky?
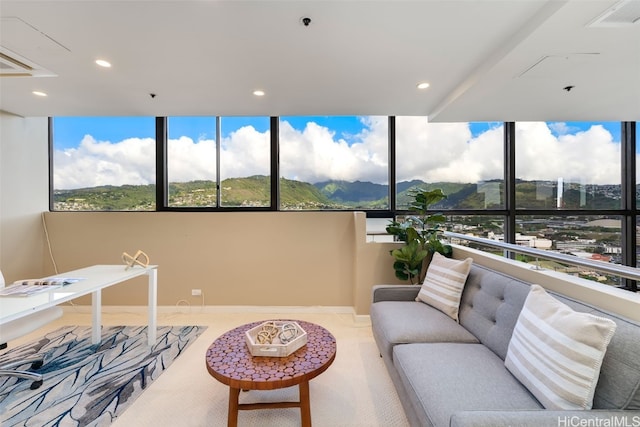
[52,116,627,190]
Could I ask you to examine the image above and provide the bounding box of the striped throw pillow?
[505,285,617,410]
[415,252,472,321]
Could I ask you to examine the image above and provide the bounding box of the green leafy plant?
[386,188,452,284]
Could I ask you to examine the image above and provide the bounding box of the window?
[52,117,156,211]
[515,122,621,210]
[219,117,271,207]
[167,117,217,207]
[49,117,638,290]
[395,118,504,210]
[166,116,270,208]
[279,116,388,210]
[516,214,622,286]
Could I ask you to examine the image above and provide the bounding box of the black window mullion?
[270,117,279,210]
[215,117,221,207]
[155,117,167,210]
[621,121,637,290]
[389,116,396,213]
[48,117,54,211]
[504,122,516,255]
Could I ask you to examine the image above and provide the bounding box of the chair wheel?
[30,380,43,390]
[31,360,44,370]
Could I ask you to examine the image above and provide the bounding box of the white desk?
[0,265,158,346]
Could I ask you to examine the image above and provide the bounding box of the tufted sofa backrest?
[458,263,640,410]
[459,263,529,360]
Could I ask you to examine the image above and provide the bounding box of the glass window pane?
[441,215,506,253]
[637,216,640,268]
[52,117,156,211]
[219,117,270,207]
[395,118,504,210]
[514,215,622,287]
[279,116,388,210]
[167,117,217,207]
[636,121,639,210]
[515,122,621,209]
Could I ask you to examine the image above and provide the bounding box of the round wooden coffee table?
[205,319,336,427]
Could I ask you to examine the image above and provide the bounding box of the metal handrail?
[443,231,640,282]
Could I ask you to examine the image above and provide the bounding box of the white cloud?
[53,119,621,190]
[167,136,216,182]
[54,135,156,189]
[279,116,388,183]
[515,122,619,184]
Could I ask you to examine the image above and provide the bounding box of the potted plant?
[385,188,452,284]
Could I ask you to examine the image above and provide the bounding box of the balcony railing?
[444,231,640,288]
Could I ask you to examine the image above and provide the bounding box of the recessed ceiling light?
[32,91,47,97]
[253,90,265,97]
[417,82,430,89]
[95,59,112,68]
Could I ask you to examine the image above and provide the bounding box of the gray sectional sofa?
[370,262,640,427]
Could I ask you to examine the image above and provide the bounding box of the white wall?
[0,112,50,281]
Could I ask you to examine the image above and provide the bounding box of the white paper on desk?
[13,277,84,286]
[0,277,84,297]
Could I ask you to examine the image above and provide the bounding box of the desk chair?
[0,270,63,389]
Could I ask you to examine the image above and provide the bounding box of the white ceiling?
[0,0,639,122]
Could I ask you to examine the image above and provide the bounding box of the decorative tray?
[245,321,307,357]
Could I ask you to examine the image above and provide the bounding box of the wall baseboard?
[59,305,369,324]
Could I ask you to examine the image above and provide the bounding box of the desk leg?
[228,387,240,427]
[147,268,157,346]
[91,290,102,344]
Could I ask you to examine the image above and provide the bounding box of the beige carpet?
[10,307,409,427]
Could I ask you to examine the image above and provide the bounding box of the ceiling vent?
[0,49,34,76]
[587,0,640,27]
[0,46,56,77]
[0,17,62,77]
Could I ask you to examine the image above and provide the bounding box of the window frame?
[48,118,638,290]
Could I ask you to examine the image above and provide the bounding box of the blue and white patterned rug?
[0,325,206,427]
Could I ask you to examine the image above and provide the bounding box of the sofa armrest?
[371,285,420,303]
[450,410,640,427]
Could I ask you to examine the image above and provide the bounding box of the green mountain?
[314,180,386,202]
[53,177,621,211]
[53,176,336,210]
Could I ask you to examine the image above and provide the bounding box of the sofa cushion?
[370,301,478,361]
[544,294,640,410]
[416,253,472,321]
[393,343,543,427]
[505,285,617,410]
[458,264,532,360]
[459,264,640,411]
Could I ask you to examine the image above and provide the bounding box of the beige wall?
[40,211,401,311]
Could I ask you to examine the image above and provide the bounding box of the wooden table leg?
[299,381,311,427]
[228,387,240,427]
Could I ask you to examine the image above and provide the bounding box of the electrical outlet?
[191,289,202,296]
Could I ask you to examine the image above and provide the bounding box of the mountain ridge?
[53,176,623,211]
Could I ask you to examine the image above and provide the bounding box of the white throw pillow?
[505,284,617,410]
[415,252,472,322]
